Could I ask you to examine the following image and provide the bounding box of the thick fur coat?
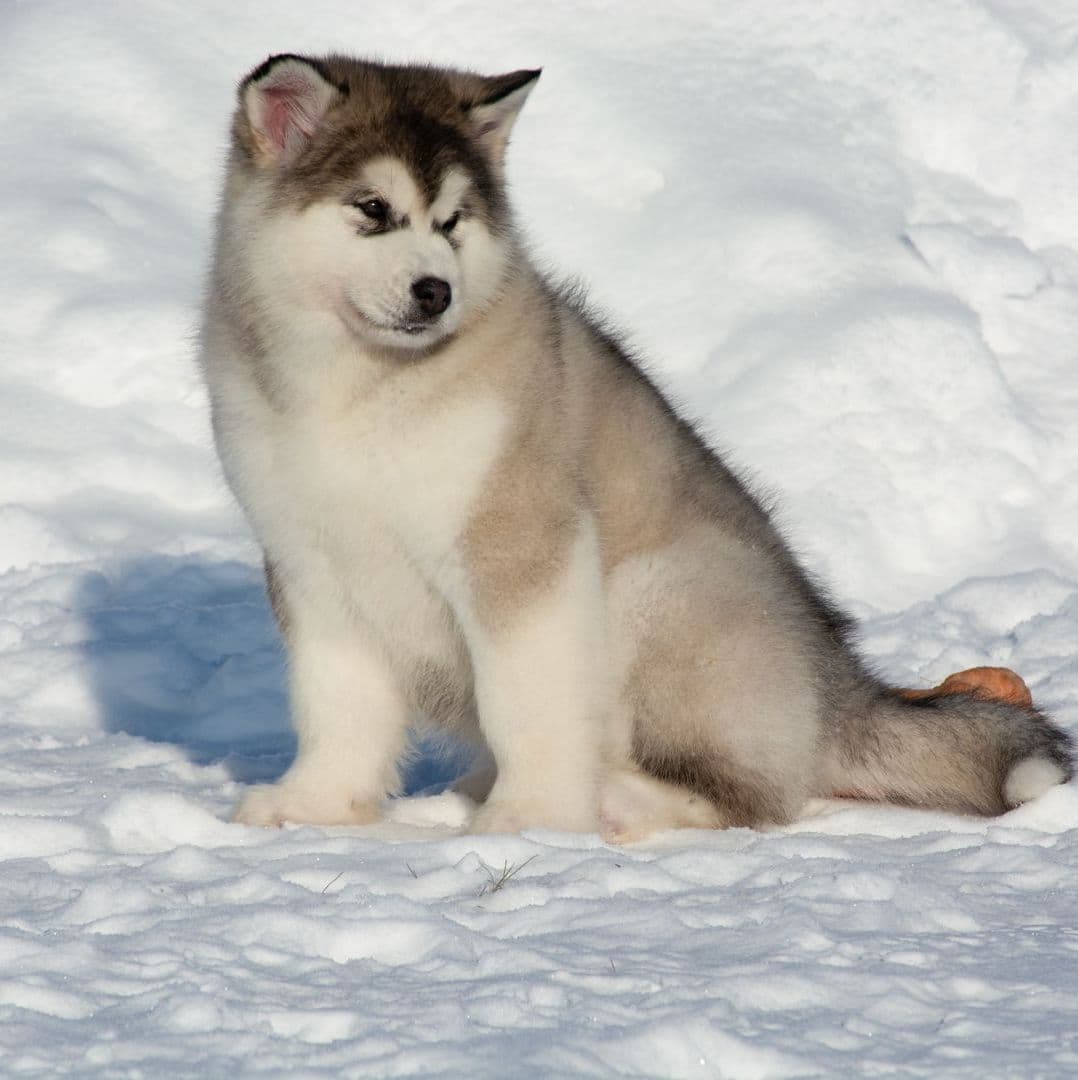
[199,54,1072,839]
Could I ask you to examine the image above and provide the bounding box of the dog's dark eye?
[356,198,388,222]
[440,212,461,235]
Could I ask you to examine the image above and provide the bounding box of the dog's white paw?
[468,798,597,835]
[598,769,723,843]
[233,782,381,828]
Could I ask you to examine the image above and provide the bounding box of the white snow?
[3,0,1078,1075]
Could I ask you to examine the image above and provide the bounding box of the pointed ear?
[467,69,541,164]
[240,54,343,166]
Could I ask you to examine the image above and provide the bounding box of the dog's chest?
[239,385,510,584]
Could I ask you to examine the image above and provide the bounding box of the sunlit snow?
[2,1,1078,1075]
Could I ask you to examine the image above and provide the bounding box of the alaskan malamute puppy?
[200,54,1071,838]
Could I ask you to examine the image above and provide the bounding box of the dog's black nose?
[411,277,452,317]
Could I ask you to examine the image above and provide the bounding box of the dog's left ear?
[467,69,541,164]
[239,54,344,166]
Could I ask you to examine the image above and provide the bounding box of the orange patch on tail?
[899,665,1033,708]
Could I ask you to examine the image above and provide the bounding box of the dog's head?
[229,54,538,352]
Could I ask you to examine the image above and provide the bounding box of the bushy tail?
[823,687,1074,814]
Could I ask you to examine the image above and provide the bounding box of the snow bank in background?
[1,1,1077,1075]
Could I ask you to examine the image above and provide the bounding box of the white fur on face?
[247,157,509,353]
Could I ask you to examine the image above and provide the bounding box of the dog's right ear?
[466,69,541,166]
[238,55,343,166]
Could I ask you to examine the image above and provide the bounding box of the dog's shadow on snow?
[76,554,464,792]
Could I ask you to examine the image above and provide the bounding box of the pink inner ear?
[258,72,324,154]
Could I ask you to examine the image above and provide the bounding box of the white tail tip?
[1004,757,1067,808]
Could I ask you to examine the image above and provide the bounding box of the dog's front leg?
[455,522,607,834]
[234,570,408,828]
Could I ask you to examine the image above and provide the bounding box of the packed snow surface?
[3,0,1078,1075]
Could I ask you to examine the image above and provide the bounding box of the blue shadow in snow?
[76,555,465,792]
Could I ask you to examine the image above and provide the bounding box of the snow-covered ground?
[3,0,1078,1075]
